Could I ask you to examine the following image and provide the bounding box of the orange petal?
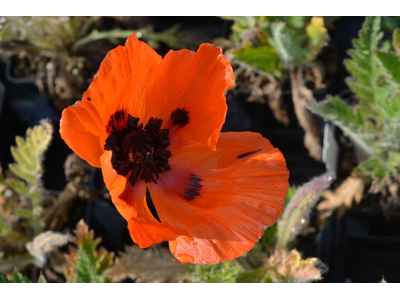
[60,100,107,168]
[60,34,162,167]
[100,151,186,248]
[148,132,289,263]
[144,44,235,151]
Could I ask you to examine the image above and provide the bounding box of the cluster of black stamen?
[104,110,171,186]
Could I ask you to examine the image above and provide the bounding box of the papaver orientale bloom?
[60,34,289,264]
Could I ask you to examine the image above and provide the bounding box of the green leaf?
[5,178,30,197]
[355,157,395,192]
[393,29,400,57]
[344,16,385,105]
[12,269,31,283]
[269,22,308,65]
[14,208,33,218]
[7,119,53,236]
[376,50,400,86]
[234,44,281,76]
[187,260,241,283]
[38,273,47,283]
[0,273,12,283]
[64,220,114,283]
[236,267,266,283]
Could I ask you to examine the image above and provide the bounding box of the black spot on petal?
[236,149,262,159]
[184,174,203,201]
[170,108,190,128]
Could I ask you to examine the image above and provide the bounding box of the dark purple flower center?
[104,110,171,186]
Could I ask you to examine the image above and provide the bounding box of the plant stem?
[72,29,148,53]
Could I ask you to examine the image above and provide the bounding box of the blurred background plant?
[0,16,199,110]
[311,16,400,221]
[217,16,329,161]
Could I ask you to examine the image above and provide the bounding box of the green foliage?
[0,17,99,57]
[64,220,114,283]
[187,260,242,283]
[0,269,48,283]
[235,44,281,77]
[5,120,53,236]
[393,29,400,57]
[375,50,400,86]
[236,267,267,283]
[0,269,31,283]
[0,17,196,59]
[311,16,400,190]
[382,17,400,33]
[38,273,47,283]
[229,16,328,76]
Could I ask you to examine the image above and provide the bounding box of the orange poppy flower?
[60,34,289,264]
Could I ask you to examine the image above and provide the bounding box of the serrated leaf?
[376,50,400,86]
[0,273,12,283]
[345,16,384,105]
[9,119,53,186]
[269,22,307,65]
[355,157,395,192]
[187,260,241,283]
[64,220,114,283]
[265,249,324,283]
[8,164,37,185]
[12,269,31,283]
[106,244,189,283]
[5,178,30,197]
[7,119,53,236]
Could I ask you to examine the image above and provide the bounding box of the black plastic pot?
[318,206,400,283]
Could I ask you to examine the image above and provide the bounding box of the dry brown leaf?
[105,244,189,283]
[290,67,322,161]
[263,81,290,126]
[26,231,72,267]
[265,249,323,283]
[318,174,370,219]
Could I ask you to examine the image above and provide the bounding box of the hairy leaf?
[6,120,53,236]
[188,260,241,283]
[63,220,114,283]
[265,249,324,283]
[106,244,189,283]
[277,173,333,249]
